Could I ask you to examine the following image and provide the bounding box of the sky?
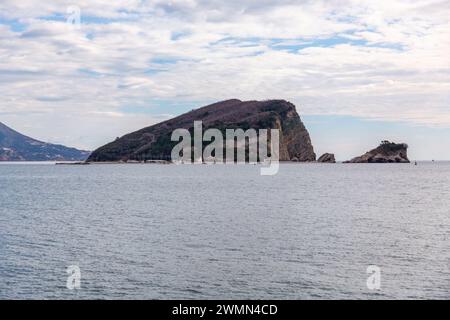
[0,0,449,160]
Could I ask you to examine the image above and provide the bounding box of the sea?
[0,162,449,299]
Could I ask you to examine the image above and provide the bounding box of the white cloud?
[0,0,449,150]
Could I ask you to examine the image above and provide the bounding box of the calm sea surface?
[0,163,449,299]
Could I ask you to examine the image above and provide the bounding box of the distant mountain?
[88,99,316,162]
[0,122,90,161]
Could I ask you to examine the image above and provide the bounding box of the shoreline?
[52,160,445,165]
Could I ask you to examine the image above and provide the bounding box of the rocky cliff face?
[88,99,316,162]
[345,141,409,163]
[0,122,90,161]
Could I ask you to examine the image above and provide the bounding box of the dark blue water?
[0,163,449,299]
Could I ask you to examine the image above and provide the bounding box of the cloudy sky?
[0,0,449,160]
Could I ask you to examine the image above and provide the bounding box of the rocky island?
[345,141,410,163]
[87,99,316,162]
[318,153,336,163]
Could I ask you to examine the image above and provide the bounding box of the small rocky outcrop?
[88,99,316,162]
[317,153,336,163]
[345,141,409,163]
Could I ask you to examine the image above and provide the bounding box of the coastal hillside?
[0,122,90,161]
[88,99,316,162]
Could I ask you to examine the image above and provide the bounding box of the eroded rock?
[345,141,409,163]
